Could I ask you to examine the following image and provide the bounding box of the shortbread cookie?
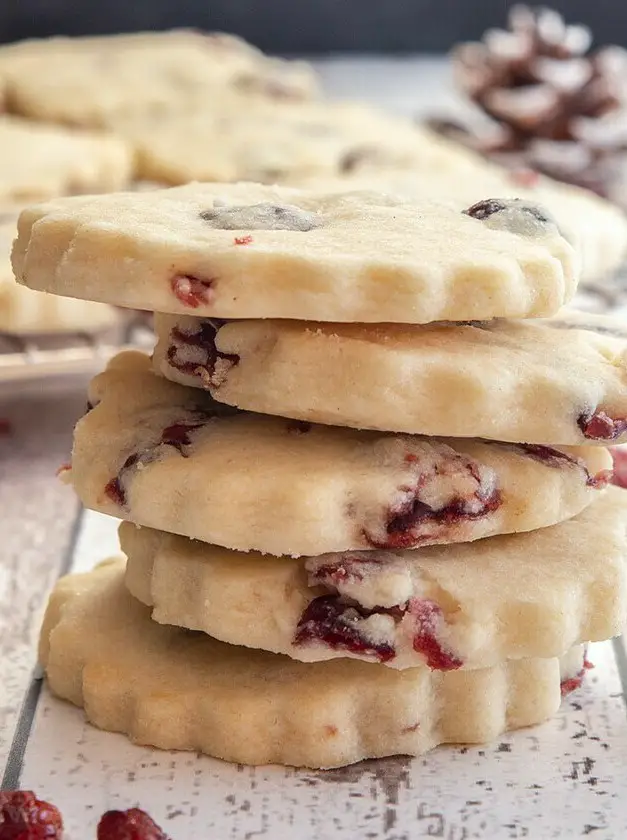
[0,31,318,128]
[294,161,627,283]
[40,559,573,768]
[68,351,610,556]
[12,184,578,324]
[122,489,627,671]
[153,310,627,445]
[0,208,117,334]
[0,116,132,202]
[113,102,474,185]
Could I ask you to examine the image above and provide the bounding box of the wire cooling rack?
[0,313,154,388]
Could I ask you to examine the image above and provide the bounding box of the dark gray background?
[0,1,624,52]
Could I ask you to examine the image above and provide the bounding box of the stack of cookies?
[13,183,627,769]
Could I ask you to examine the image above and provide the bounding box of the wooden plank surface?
[0,387,83,769]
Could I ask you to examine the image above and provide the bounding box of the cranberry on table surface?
[0,790,63,840]
[97,808,170,840]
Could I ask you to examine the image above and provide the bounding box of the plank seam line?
[1,500,84,790]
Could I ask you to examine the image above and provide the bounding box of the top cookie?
[0,208,117,334]
[0,31,319,128]
[12,184,579,323]
[153,309,627,445]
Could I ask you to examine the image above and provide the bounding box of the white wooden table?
[2,57,627,839]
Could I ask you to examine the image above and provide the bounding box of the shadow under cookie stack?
[13,183,627,769]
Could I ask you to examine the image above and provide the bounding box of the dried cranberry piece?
[97,808,169,840]
[160,421,204,455]
[166,324,239,387]
[170,275,214,308]
[611,447,627,488]
[514,443,611,488]
[0,790,63,839]
[294,595,396,662]
[0,418,13,436]
[373,489,501,550]
[104,453,140,507]
[464,197,551,224]
[366,456,501,550]
[578,409,627,441]
[560,669,586,697]
[233,235,253,245]
[464,198,509,220]
[408,599,463,671]
[103,416,207,507]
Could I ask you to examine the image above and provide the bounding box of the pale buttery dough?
[153,309,627,445]
[40,559,584,768]
[111,101,477,185]
[122,488,627,671]
[67,351,610,557]
[0,115,132,202]
[0,207,117,334]
[293,150,627,283]
[0,31,319,128]
[12,184,579,323]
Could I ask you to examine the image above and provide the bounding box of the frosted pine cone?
[431,5,627,202]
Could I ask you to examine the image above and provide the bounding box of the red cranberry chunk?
[97,808,170,840]
[514,443,610,488]
[374,490,501,550]
[166,324,239,387]
[560,669,586,697]
[104,452,140,507]
[294,595,396,662]
[308,553,388,589]
[0,790,63,840]
[578,410,627,441]
[170,275,214,309]
[199,202,321,232]
[160,420,204,455]
[409,599,463,671]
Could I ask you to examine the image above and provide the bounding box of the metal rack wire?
[0,314,155,384]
